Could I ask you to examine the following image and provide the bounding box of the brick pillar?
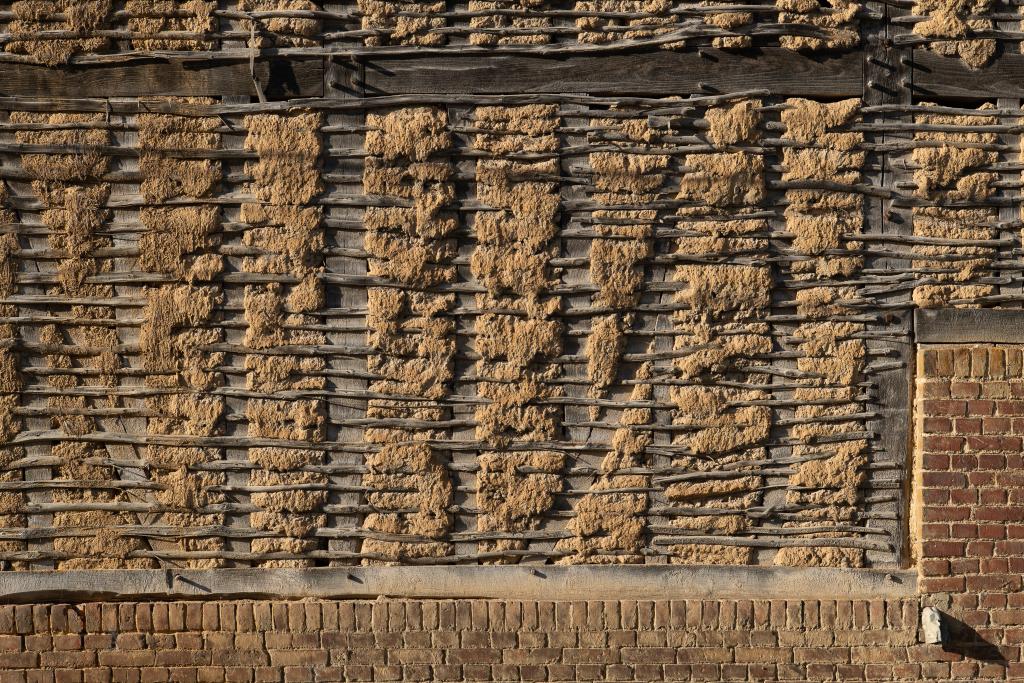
[918,344,1024,678]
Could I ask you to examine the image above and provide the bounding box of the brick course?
[0,599,929,682]
[917,344,1024,679]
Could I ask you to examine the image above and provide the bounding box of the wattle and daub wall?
[3,0,1024,681]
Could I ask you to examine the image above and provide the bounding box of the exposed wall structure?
[137,100,226,568]
[0,186,25,569]
[0,94,923,569]
[912,0,995,68]
[239,0,322,47]
[669,98,772,566]
[774,98,868,568]
[911,103,999,309]
[11,110,155,569]
[776,0,860,50]
[361,106,457,564]
[241,112,328,566]
[358,0,446,46]
[469,0,552,46]
[471,105,565,562]
[6,1,114,65]
[573,0,674,45]
[126,1,217,51]
[555,110,667,564]
[0,0,884,56]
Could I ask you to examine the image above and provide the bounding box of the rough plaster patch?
[239,0,321,47]
[469,0,551,45]
[126,0,216,50]
[912,0,995,68]
[358,0,446,46]
[361,107,457,564]
[574,0,674,44]
[7,0,112,65]
[776,0,859,50]
[911,104,998,308]
[242,112,327,567]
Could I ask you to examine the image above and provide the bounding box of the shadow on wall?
[941,611,1007,664]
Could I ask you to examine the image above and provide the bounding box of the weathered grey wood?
[863,7,914,569]
[911,50,1024,99]
[0,58,323,98]
[915,309,1024,344]
[360,49,863,96]
[0,566,917,602]
[327,57,365,98]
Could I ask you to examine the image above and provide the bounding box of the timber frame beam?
[0,566,917,603]
[1,48,1022,99]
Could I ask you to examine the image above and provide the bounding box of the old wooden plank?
[912,50,1024,99]
[360,48,862,96]
[0,58,323,99]
[321,52,367,567]
[915,309,1024,344]
[0,566,918,602]
[864,7,914,569]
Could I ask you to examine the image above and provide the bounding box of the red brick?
[949,557,980,574]
[949,488,977,505]
[447,649,501,665]
[954,417,982,434]
[921,488,949,504]
[997,401,1024,415]
[980,594,1007,609]
[923,435,965,452]
[919,559,949,577]
[978,523,1008,539]
[920,577,966,592]
[977,507,1024,522]
[967,540,995,556]
[923,506,970,522]
[950,382,981,399]
[983,417,1011,434]
[979,487,1008,504]
[967,574,1021,592]
[922,541,966,558]
[966,435,1021,452]
[968,471,996,486]
[922,453,949,470]
[924,400,968,417]
[923,417,952,433]
[967,400,995,416]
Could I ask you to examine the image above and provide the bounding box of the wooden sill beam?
[0,566,917,603]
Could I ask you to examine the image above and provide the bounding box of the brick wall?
[0,599,930,682]
[918,344,1024,679]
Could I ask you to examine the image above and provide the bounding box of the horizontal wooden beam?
[915,308,1024,344]
[0,566,916,602]
[910,51,1024,100]
[360,48,863,97]
[1,47,1022,101]
[0,58,323,99]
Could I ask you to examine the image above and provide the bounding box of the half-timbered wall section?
[0,0,1020,607]
[5,0,1024,573]
[9,0,1024,679]
[0,91,936,570]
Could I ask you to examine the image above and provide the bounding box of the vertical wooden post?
[864,3,914,568]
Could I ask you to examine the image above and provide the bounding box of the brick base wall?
[0,599,938,682]
[918,344,1024,679]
